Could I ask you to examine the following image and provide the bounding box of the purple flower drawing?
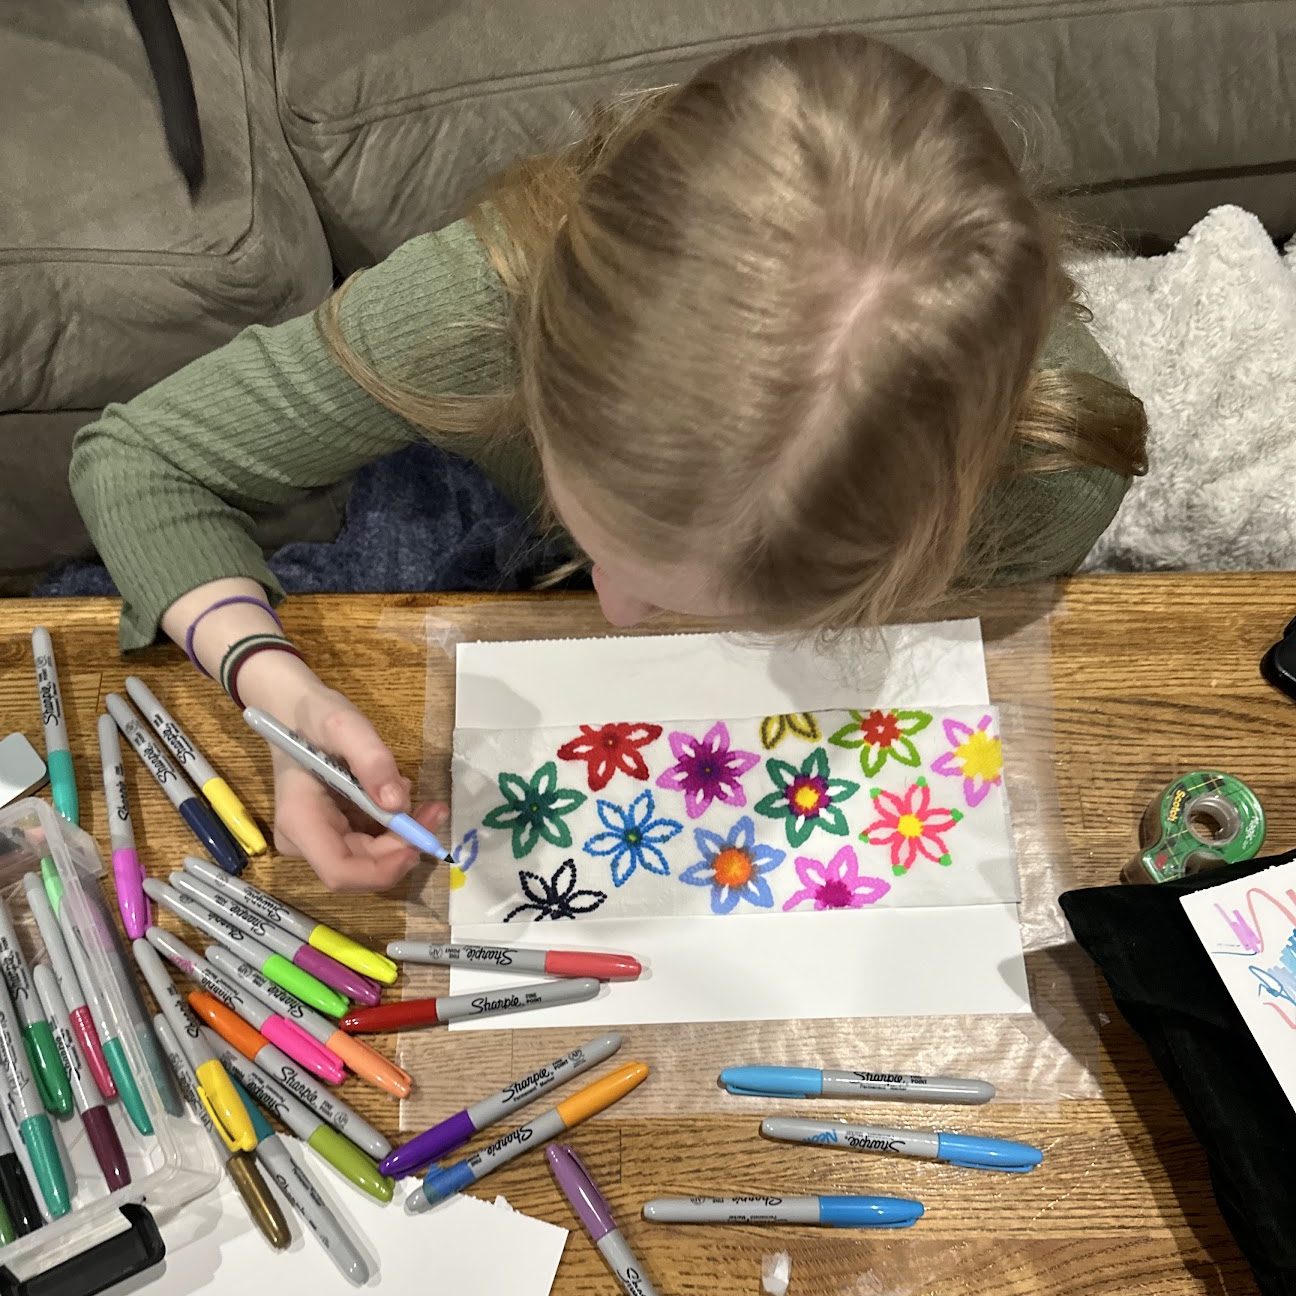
[656,722,760,819]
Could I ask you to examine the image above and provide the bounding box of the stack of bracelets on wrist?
[220,634,305,710]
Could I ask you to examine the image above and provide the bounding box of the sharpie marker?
[106,694,245,875]
[761,1117,1043,1172]
[642,1194,924,1229]
[132,939,254,1152]
[719,1066,995,1105]
[0,1110,40,1235]
[96,714,150,938]
[48,867,179,1122]
[155,1015,289,1251]
[190,991,389,1159]
[170,865,376,1005]
[0,895,70,1116]
[206,946,410,1099]
[381,1032,622,1177]
[126,677,266,856]
[233,1078,369,1285]
[408,1062,649,1214]
[387,941,641,982]
[210,1038,393,1203]
[548,1145,659,1296]
[0,973,67,1216]
[244,707,449,860]
[144,878,347,1019]
[341,977,600,1035]
[181,856,397,986]
[33,966,129,1189]
[146,927,343,1084]
[31,628,77,823]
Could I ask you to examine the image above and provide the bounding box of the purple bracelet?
[184,595,283,678]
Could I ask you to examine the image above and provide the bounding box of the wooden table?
[2,576,1289,1295]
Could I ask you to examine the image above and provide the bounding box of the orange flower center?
[712,848,754,888]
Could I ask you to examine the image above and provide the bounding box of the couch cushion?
[0,0,334,415]
[271,0,1296,272]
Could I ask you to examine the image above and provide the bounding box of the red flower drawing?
[556,722,663,792]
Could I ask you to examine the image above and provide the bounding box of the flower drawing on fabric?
[504,859,608,922]
[781,845,891,912]
[480,761,587,860]
[556,721,664,792]
[753,747,860,847]
[759,713,822,751]
[583,788,683,888]
[655,722,760,819]
[447,829,479,891]
[860,778,963,876]
[678,815,786,915]
[828,708,932,777]
[929,714,1003,807]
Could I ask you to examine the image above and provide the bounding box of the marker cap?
[177,798,246,875]
[20,1114,69,1217]
[46,750,78,826]
[195,1058,256,1153]
[380,1109,476,1178]
[82,1106,131,1191]
[819,1196,924,1228]
[307,1124,393,1202]
[546,1145,616,1241]
[102,1038,153,1136]
[232,1078,274,1142]
[555,1063,649,1125]
[264,953,348,1019]
[415,1158,476,1209]
[25,1022,73,1116]
[309,927,397,986]
[325,1031,411,1099]
[261,1018,347,1085]
[188,991,265,1061]
[546,951,642,981]
[110,847,150,938]
[294,946,381,1007]
[201,778,267,856]
[718,1066,823,1098]
[936,1133,1043,1172]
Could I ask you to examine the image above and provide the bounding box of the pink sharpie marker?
[144,927,345,1086]
[98,715,149,939]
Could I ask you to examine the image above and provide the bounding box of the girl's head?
[326,34,1145,629]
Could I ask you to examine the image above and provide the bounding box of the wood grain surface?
[3,577,1290,1295]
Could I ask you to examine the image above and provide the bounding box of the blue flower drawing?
[583,788,683,888]
[679,814,786,915]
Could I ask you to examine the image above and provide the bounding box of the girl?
[70,33,1146,892]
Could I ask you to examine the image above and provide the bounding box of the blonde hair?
[319,33,1146,628]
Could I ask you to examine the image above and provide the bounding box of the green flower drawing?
[481,761,587,859]
[828,708,931,777]
[753,746,860,847]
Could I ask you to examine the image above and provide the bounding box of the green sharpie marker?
[144,879,348,1019]
[209,1034,393,1203]
[0,896,70,1117]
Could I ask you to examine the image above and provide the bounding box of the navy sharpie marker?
[105,694,246,874]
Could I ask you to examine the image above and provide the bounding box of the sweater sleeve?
[70,222,511,650]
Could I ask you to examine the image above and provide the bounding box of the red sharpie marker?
[340,977,600,1034]
[385,941,641,982]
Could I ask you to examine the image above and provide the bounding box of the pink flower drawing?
[860,778,963,876]
[929,714,1003,807]
[656,722,760,819]
[782,845,891,911]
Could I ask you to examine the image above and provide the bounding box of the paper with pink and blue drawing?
[449,704,1018,925]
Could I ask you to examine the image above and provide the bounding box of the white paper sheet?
[109,1139,567,1295]
[448,624,1030,1026]
[1181,860,1296,1116]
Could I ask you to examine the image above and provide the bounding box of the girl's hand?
[242,655,448,892]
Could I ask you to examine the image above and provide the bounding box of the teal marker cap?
[264,952,348,1019]
[103,1037,153,1137]
[24,1023,72,1117]
[231,1079,274,1143]
[47,750,78,826]
[20,1113,70,1217]
[40,858,64,914]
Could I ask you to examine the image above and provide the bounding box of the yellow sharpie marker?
[125,677,266,856]
[131,939,255,1152]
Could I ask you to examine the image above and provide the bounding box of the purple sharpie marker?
[380,1033,621,1178]
[548,1145,659,1296]
[105,695,246,875]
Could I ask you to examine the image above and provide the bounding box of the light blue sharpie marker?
[720,1065,994,1105]
[642,1194,923,1229]
[242,709,449,860]
[761,1116,1042,1172]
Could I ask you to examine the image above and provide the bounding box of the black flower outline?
[504,859,608,922]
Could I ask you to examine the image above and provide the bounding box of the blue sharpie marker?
[762,1117,1042,1172]
[106,695,245,874]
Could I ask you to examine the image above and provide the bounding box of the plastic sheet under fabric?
[389,590,1102,1134]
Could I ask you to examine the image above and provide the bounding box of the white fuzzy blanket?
[1071,206,1296,571]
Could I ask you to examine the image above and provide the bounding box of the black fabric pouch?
[1060,854,1296,1296]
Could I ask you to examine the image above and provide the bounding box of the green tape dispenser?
[1122,770,1266,885]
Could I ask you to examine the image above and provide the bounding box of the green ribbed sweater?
[70,221,1130,650]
